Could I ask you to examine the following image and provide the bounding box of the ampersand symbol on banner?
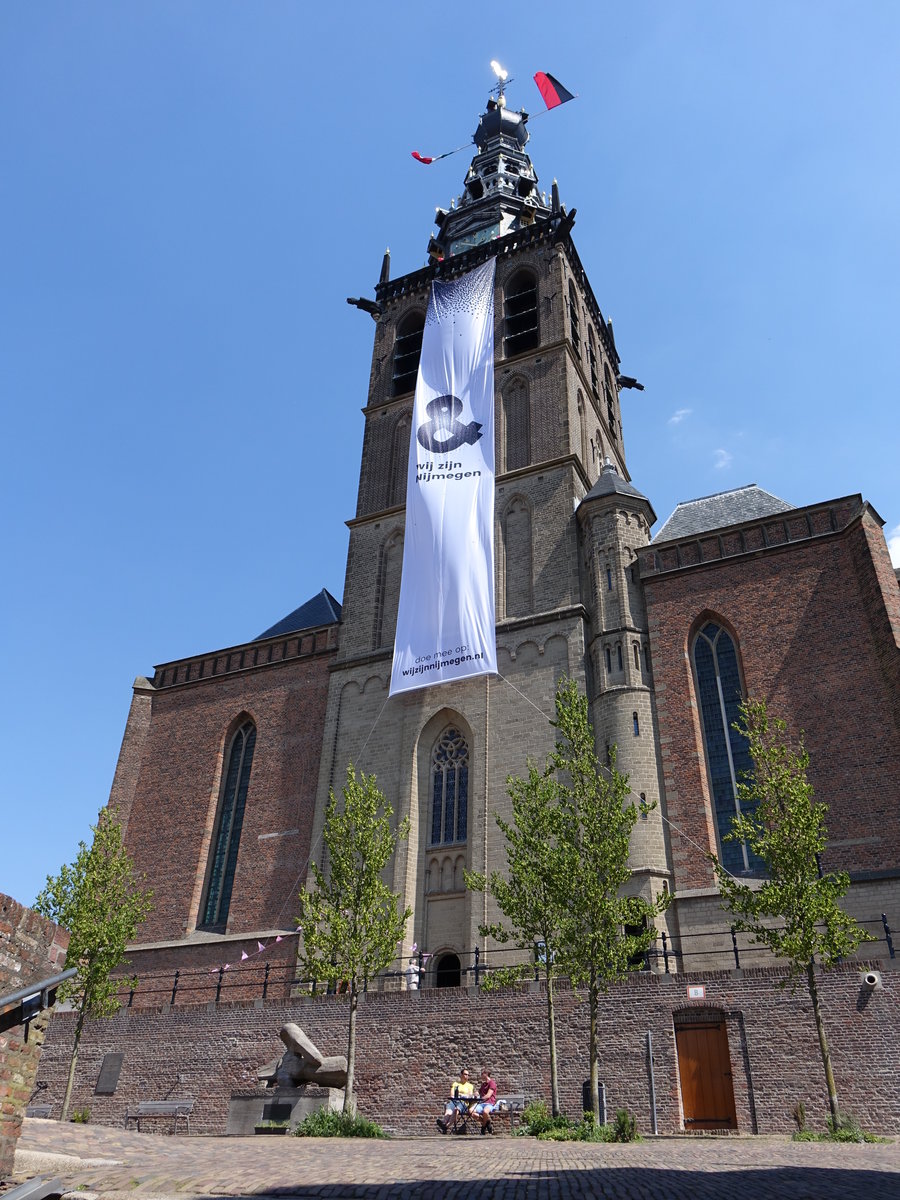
[416,395,483,455]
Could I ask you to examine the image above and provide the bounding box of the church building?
[109,85,900,992]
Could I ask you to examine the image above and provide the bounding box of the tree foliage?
[551,679,669,1124]
[34,805,153,1119]
[712,698,874,1127]
[470,678,667,1124]
[466,764,571,1114]
[297,765,411,1112]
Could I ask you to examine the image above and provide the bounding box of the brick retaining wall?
[0,894,69,1177]
[34,959,899,1137]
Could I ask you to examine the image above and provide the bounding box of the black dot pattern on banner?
[427,260,495,326]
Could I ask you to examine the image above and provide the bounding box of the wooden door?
[675,1020,737,1130]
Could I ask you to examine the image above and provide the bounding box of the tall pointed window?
[392,312,425,396]
[692,622,764,875]
[430,728,469,846]
[388,413,410,507]
[588,327,599,396]
[568,282,581,357]
[503,496,533,617]
[200,720,256,930]
[503,270,539,356]
[604,366,618,442]
[503,378,530,471]
[373,530,404,649]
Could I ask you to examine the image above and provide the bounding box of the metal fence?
[112,912,895,1009]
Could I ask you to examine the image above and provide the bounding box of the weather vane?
[489,60,511,107]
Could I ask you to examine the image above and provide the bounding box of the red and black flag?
[533,71,576,110]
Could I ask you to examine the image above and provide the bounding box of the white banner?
[390,258,497,695]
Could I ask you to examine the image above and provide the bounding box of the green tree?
[466,765,570,1115]
[297,765,411,1113]
[551,679,668,1126]
[712,698,874,1130]
[34,806,153,1121]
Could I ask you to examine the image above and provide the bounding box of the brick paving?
[12,1118,900,1200]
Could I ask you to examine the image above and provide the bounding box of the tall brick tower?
[315,84,673,981]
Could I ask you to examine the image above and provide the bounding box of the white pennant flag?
[390,258,497,695]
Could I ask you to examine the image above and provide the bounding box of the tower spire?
[427,68,551,260]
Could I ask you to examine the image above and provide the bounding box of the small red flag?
[533,72,576,110]
[411,151,434,165]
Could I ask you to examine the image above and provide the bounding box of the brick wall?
[0,894,69,1177]
[119,641,334,945]
[34,958,899,1137]
[643,504,900,894]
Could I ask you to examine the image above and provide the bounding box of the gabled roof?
[256,589,342,641]
[653,485,793,543]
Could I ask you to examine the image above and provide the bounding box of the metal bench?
[125,1099,194,1134]
[451,1092,525,1136]
[492,1093,525,1134]
[25,1104,53,1118]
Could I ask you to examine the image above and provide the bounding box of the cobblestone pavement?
[12,1118,900,1200]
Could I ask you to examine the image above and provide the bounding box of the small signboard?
[687,984,706,1000]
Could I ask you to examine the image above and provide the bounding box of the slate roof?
[256,588,342,641]
[580,463,657,523]
[653,485,793,543]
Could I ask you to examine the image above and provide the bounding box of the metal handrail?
[0,968,77,1010]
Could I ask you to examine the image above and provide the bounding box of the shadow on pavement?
[202,1163,899,1200]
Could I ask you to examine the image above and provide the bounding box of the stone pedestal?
[226,1086,343,1136]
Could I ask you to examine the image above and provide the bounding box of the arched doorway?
[435,953,462,988]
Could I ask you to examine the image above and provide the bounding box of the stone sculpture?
[258,1022,348,1089]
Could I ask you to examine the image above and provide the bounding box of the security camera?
[861,971,881,989]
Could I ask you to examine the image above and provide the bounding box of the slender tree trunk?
[60,1003,87,1122]
[343,984,358,1115]
[545,966,560,1116]
[589,971,600,1126]
[806,960,840,1129]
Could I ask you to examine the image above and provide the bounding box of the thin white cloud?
[887,523,900,568]
[668,407,692,426]
[713,448,733,470]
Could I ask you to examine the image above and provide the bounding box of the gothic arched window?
[392,312,425,396]
[568,282,581,357]
[502,496,533,617]
[388,413,410,507]
[503,378,531,472]
[200,720,256,931]
[692,622,765,875]
[577,392,590,476]
[588,327,599,396]
[373,530,404,649]
[430,728,469,846]
[604,365,618,442]
[503,269,539,356]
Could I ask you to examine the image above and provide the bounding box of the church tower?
[315,83,673,981]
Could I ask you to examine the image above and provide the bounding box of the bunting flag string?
[411,142,471,166]
[207,933,286,975]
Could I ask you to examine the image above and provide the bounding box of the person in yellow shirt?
[436,1068,475,1133]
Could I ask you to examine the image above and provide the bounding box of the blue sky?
[3,2,899,905]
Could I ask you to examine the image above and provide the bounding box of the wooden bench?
[125,1100,194,1134]
[25,1104,52,1119]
